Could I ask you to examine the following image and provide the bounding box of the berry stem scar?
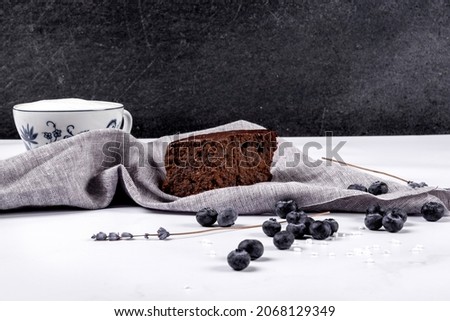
[321,157,409,183]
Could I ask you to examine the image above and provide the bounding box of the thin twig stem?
[321,157,409,183]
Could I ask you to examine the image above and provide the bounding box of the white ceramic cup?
[13,98,133,150]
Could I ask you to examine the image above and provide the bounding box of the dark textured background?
[1,0,449,138]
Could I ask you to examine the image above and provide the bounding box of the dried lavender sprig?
[157,227,170,240]
[91,211,330,241]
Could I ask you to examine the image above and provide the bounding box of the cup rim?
[13,98,124,113]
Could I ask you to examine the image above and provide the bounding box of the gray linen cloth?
[1,120,449,214]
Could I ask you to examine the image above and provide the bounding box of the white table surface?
[1,135,450,301]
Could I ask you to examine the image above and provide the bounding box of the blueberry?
[286,223,307,239]
[92,232,107,241]
[301,216,316,235]
[227,249,251,271]
[388,208,408,223]
[366,204,381,214]
[368,205,387,216]
[310,221,332,240]
[262,218,282,237]
[421,202,445,222]
[324,218,339,235]
[217,208,238,227]
[274,200,298,219]
[196,207,218,227]
[379,207,387,216]
[273,231,295,250]
[382,212,404,233]
[368,181,389,195]
[238,239,264,260]
[300,216,315,235]
[364,213,383,230]
[348,184,367,192]
[286,210,307,224]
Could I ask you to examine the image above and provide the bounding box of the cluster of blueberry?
[263,200,339,250]
[348,181,389,195]
[195,201,339,270]
[364,201,445,233]
[195,207,238,227]
[349,180,429,195]
[348,180,444,232]
[227,239,264,271]
[92,182,445,273]
[364,205,407,233]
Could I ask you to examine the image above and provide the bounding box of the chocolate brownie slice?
[161,129,277,197]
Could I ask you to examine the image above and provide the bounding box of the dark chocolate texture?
[161,130,277,197]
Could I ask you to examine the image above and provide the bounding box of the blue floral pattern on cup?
[19,118,119,149]
[107,119,117,128]
[19,124,38,150]
[43,121,63,143]
[42,119,118,144]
